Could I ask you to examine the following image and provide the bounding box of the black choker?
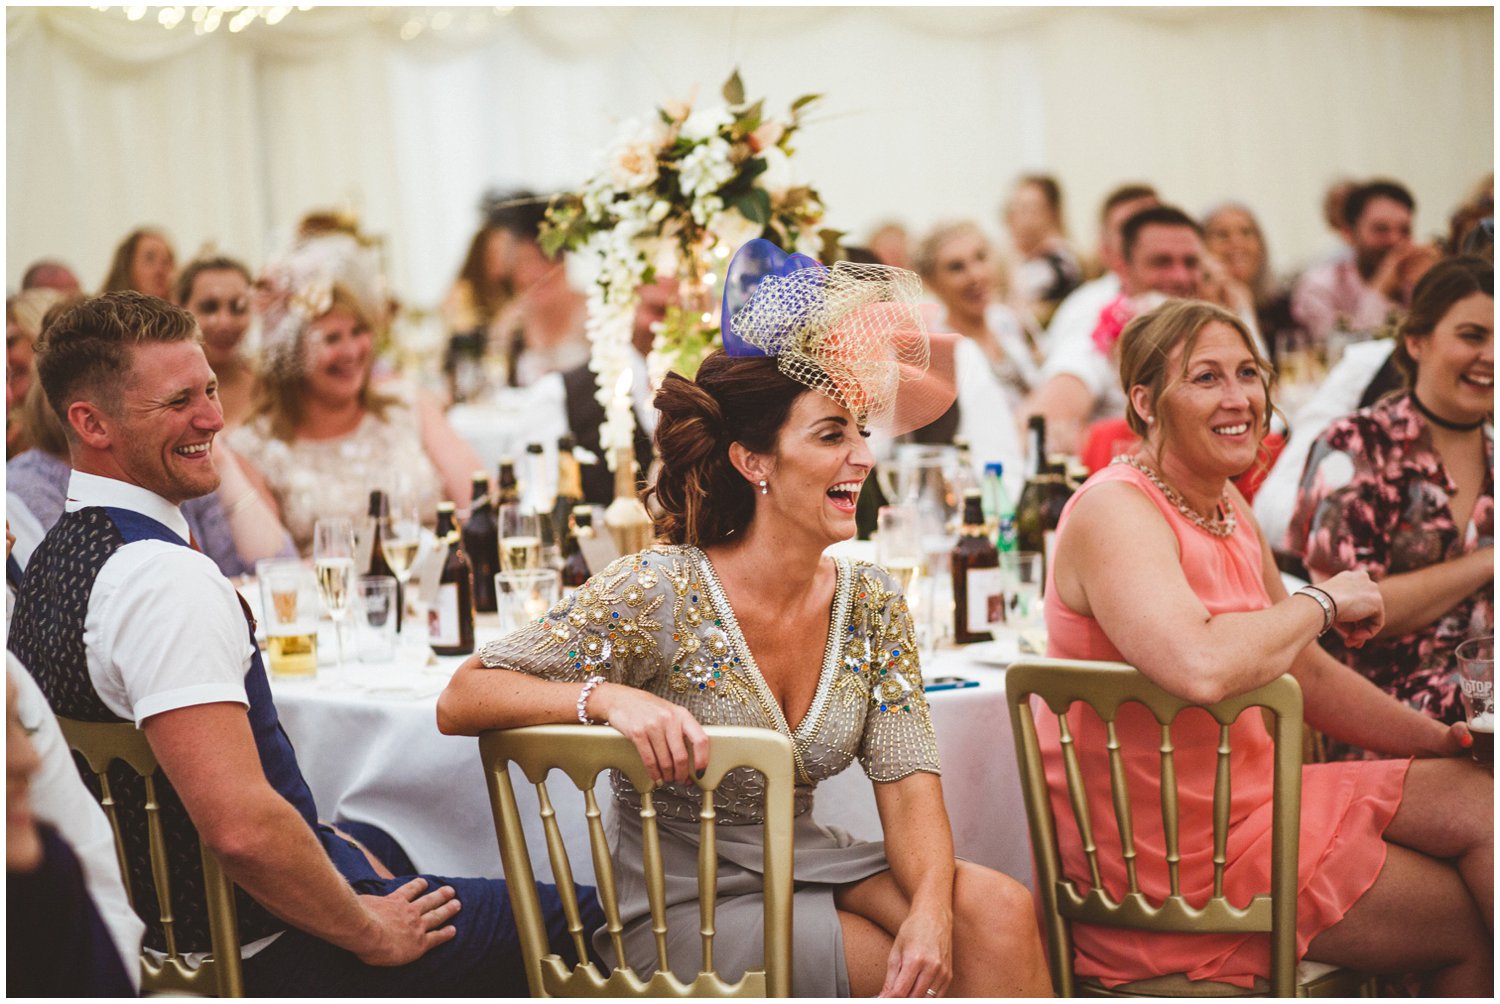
[1409,390,1486,432]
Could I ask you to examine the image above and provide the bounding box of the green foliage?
[722,68,745,106]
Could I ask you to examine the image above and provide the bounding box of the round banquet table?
[269,619,1034,891]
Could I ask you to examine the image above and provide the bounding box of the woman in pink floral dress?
[1289,256,1493,749]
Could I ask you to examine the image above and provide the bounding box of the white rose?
[758,144,793,199]
[607,137,660,192]
[708,208,766,253]
[681,105,733,142]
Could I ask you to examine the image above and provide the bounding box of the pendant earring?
[759,479,768,495]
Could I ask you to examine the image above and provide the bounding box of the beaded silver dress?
[477,544,940,996]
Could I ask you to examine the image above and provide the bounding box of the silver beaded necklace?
[1112,454,1237,538]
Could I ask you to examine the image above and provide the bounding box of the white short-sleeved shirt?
[66,471,253,725]
[9,653,146,987]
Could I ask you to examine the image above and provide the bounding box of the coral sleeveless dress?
[1037,463,1408,988]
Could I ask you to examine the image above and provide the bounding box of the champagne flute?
[381,482,425,644]
[498,503,542,573]
[875,504,924,593]
[313,518,357,679]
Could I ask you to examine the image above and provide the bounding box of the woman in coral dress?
[1038,299,1491,993]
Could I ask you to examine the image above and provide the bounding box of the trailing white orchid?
[540,70,839,467]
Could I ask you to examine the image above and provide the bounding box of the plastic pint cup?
[1456,635,1494,767]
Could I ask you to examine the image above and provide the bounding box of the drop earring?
[759,479,768,495]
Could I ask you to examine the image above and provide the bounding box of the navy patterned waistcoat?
[10,506,334,954]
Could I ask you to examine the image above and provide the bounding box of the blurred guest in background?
[1202,201,1299,361]
[1002,174,1081,330]
[868,220,911,270]
[20,259,82,295]
[487,196,589,388]
[100,226,176,300]
[1293,179,1440,342]
[1042,184,1159,355]
[1447,174,1494,255]
[175,255,257,428]
[914,220,1039,411]
[1032,204,1256,454]
[7,288,69,457]
[1287,256,1493,752]
[444,222,513,335]
[232,236,480,553]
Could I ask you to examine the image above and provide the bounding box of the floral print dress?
[1287,393,1494,738]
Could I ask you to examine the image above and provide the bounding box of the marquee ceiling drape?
[7,6,1493,308]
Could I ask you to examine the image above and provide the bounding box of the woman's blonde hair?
[1117,299,1280,466]
[249,284,395,442]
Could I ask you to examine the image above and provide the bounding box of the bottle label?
[429,582,462,647]
[966,566,1004,631]
[997,515,1017,553]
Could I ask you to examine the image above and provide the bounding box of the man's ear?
[727,441,773,491]
[67,400,112,451]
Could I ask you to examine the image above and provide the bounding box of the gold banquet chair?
[1005,659,1372,998]
[478,724,795,997]
[58,716,244,998]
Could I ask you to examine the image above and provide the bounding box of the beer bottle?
[429,502,475,656]
[1015,458,1074,590]
[366,489,403,632]
[496,457,521,507]
[553,435,585,537]
[561,505,595,589]
[462,471,500,613]
[950,489,1001,644]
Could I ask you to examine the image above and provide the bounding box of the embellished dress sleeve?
[1286,412,1394,578]
[850,563,942,782]
[476,551,671,687]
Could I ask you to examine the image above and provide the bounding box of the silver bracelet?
[577,674,606,725]
[1294,586,1335,636]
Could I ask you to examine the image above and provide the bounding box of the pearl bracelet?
[577,674,606,725]
[1294,585,1336,636]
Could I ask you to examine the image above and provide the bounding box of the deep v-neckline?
[689,546,852,741]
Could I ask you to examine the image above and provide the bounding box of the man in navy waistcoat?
[10,291,597,994]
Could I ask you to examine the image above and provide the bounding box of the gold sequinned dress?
[477,545,940,996]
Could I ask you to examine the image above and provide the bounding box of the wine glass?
[875,505,924,593]
[312,518,357,679]
[498,503,542,573]
[380,482,426,647]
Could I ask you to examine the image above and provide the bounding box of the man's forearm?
[204,791,379,954]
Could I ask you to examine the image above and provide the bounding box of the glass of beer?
[256,558,318,679]
[1457,635,1493,767]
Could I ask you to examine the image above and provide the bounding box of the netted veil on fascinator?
[720,239,956,434]
[254,233,388,375]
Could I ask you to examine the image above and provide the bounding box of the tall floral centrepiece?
[542,71,838,465]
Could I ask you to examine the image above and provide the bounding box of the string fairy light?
[89,6,515,38]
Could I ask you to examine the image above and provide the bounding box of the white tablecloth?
[271,636,1032,891]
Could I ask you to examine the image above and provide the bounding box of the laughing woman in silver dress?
[438,242,1050,997]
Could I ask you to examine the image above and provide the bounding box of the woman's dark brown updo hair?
[647,351,810,546]
[1391,255,1493,386]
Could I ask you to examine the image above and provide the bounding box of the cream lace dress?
[228,388,443,556]
[477,544,940,996]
